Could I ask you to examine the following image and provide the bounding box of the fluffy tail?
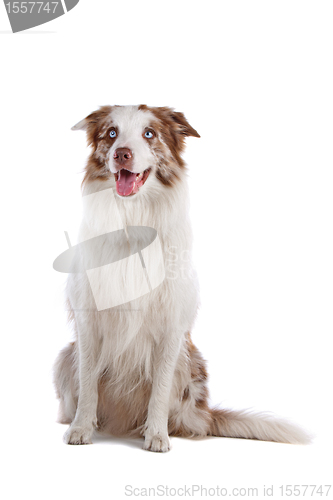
[209,408,312,444]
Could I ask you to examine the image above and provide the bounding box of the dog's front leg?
[143,334,181,453]
[63,318,99,445]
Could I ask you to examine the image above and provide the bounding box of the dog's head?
[72,105,200,198]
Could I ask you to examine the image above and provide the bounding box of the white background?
[1,1,332,499]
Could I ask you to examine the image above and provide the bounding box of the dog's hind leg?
[53,342,78,425]
[168,335,212,438]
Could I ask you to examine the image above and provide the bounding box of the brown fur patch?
[186,332,208,382]
[182,386,190,401]
[139,105,200,187]
[80,106,116,187]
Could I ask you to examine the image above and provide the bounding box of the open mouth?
[114,168,151,197]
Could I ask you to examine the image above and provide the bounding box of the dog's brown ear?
[169,110,200,138]
[71,106,113,131]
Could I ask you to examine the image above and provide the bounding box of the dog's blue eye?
[144,130,154,139]
[110,130,117,138]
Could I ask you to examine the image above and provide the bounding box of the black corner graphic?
[3,0,80,33]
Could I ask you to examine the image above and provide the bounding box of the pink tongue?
[116,170,137,196]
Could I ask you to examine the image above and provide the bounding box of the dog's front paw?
[143,432,171,453]
[63,425,93,445]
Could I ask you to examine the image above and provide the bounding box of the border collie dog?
[54,105,309,452]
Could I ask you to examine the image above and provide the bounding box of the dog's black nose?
[113,148,133,166]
